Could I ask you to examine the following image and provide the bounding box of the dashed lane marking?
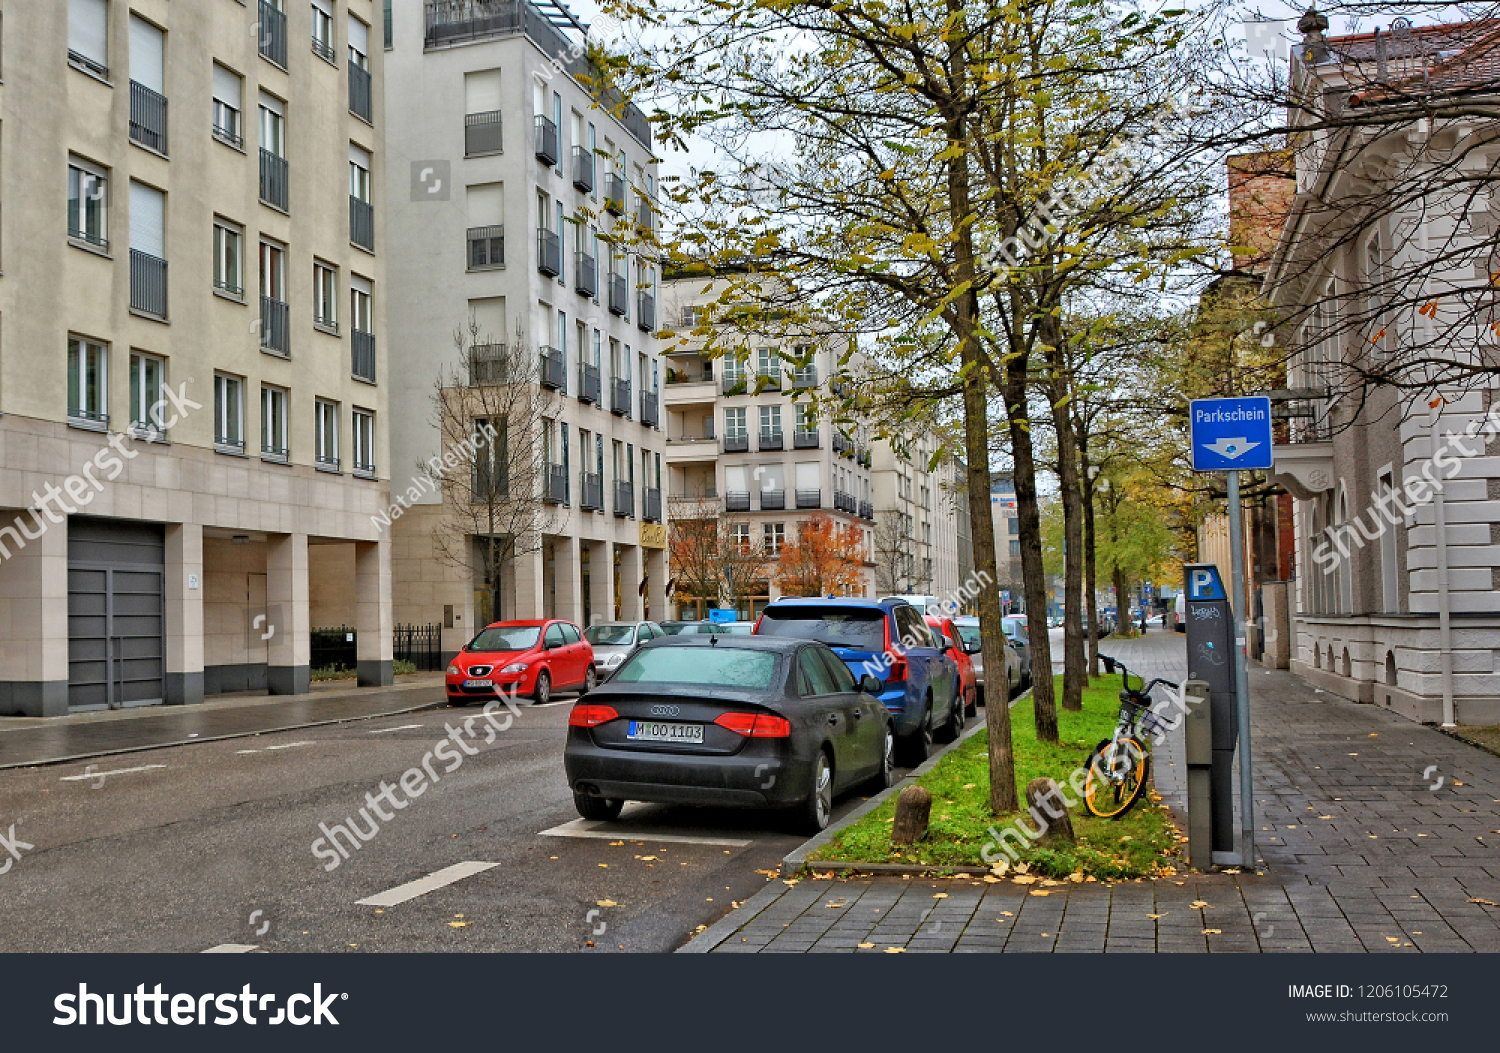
[368,724,426,734]
[60,764,166,782]
[539,819,752,847]
[355,861,500,907]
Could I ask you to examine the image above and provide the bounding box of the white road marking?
[355,861,499,907]
[529,699,573,708]
[60,764,166,782]
[236,741,315,754]
[202,944,258,953]
[368,724,425,734]
[539,819,752,847]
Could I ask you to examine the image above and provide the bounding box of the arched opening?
[1385,651,1397,686]
[1341,647,1351,678]
[1313,644,1322,669]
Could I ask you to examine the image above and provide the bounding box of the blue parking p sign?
[1189,397,1274,471]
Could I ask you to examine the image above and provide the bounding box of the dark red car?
[446,619,595,706]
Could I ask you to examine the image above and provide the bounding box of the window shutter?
[213,63,241,109]
[467,184,503,227]
[464,70,503,114]
[129,182,165,258]
[128,14,165,93]
[69,0,108,66]
[349,16,369,55]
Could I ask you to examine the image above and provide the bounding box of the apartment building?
[384,0,667,649]
[660,272,876,617]
[0,0,391,716]
[989,474,1021,608]
[870,433,967,602]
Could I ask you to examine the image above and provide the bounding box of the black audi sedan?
[563,636,894,833]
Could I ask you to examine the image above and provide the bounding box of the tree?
[775,514,868,597]
[667,496,773,614]
[873,510,926,595]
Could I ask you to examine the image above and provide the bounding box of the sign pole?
[1226,469,1255,869]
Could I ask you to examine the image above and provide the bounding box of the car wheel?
[581,665,598,695]
[532,670,551,705]
[899,702,934,766]
[573,793,623,821]
[864,725,895,792]
[964,685,977,718]
[798,751,834,834]
[937,687,964,743]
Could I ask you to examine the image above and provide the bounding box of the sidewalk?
[686,630,1500,952]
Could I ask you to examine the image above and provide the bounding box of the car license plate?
[627,720,704,744]
[463,679,494,688]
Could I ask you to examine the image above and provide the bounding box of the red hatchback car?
[446,619,596,707]
[925,615,978,718]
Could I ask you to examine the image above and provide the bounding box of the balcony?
[352,329,376,382]
[860,500,874,520]
[637,291,655,332]
[543,464,567,505]
[574,251,596,298]
[260,296,290,355]
[468,343,507,385]
[539,346,565,391]
[537,228,561,277]
[793,427,819,449]
[350,196,375,252]
[723,434,749,453]
[468,225,505,269]
[725,492,751,513]
[349,63,373,122]
[613,480,634,518]
[758,429,783,452]
[577,362,601,405]
[668,424,715,446]
[260,149,289,212]
[580,471,603,511]
[755,368,781,391]
[640,390,660,428]
[643,487,662,523]
[636,199,653,231]
[790,366,818,389]
[722,374,748,396]
[861,449,873,468]
[832,432,852,456]
[258,0,288,67]
[572,146,594,192]
[667,364,714,385]
[758,489,785,511]
[534,114,558,165]
[129,251,168,320]
[611,377,631,417]
[833,490,855,513]
[465,110,503,156]
[795,488,821,509]
[603,172,625,215]
[608,274,628,316]
[129,82,169,155]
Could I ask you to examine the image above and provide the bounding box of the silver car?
[952,617,1025,704]
[583,621,664,679]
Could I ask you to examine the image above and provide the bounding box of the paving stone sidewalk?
[688,630,1500,952]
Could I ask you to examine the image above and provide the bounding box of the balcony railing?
[68,50,110,79]
[260,296,290,355]
[539,347,565,391]
[635,199,653,231]
[643,487,662,523]
[465,110,503,156]
[725,492,751,512]
[758,429,783,451]
[667,365,714,385]
[534,114,558,165]
[349,62,373,122]
[637,291,655,332]
[574,251,596,297]
[611,378,631,417]
[260,149,289,211]
[317,451,341,472]
[793,427,819,449]
[668,427,717,445]
[608,274,628,316]
[572,146,594,192]
[603,172,625,214]
[129,82,169,155]
[352,329,376,382]
[69,224,109,253]
[723,434,749,453]
[796,488,821,509]
[860,500,874,520]
[580,471,603,511]
[129,250,168,319]
[639,390,660,428]
[613,480,634,518]
[350,196,375,251]
[722,374,748,396]
[758,489,785,511]
[537,228,561,277]
[468,343,507,385]
[468,225,505,269]
[578,362,601,405]
[832,432,852,456]
[259,0,288,67]
[312,31,337,64]
[790,366,818,389]
[833,490,855,513]
[755,368,782,391]
[544,464,567,505]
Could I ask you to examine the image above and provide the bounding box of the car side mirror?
[964,639,981,654]
[1101,655,1116,673]
[859,674,883,695]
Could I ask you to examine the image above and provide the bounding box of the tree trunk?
[1113,565,1130,635]
[892,785,932,845]
[1045,341,1084,713]
[1081,453,1100,679]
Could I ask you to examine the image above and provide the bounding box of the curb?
[805,861,993,876]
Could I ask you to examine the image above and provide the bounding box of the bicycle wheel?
[1083,737,1149,818]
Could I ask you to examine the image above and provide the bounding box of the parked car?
[753,598,961,765]
[719,621,756,635]
[925,615,979,717]
[951,616,1022,705]
[446,619,594,706]
[584,621,664,679]
[563,636,895,833]
[658,620,723,636]
[1001,615,1032,689]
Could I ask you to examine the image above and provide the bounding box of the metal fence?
[311,626,357,671]
[130,250,168,319]
[129,81,168,154]
[395,623,444,671]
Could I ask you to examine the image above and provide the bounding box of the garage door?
[68,519,165,710]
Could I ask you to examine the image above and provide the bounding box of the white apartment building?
[870,433,967,602]
[383,0,667,651]
[0,0,391,715]
[660,272,876,616]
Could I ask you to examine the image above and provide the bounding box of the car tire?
[899,702,934,766]
[863,725,895,793]
[573,793,623,821]
[580,665,598,695]
[964,685,977,718]
[975,684,986,710]
[937,687,964,743]
[532,670,551,706]
[798,751,834,834]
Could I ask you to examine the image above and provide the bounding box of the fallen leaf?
[999,911,1014,917]
[1202,928,1221,935]
[635,855,658,861]
[782,879,800,886]
[1386,937,1400,943]
[933,892,948,899]
[598,864,608,868]
[963,783,977,789]
[1468,897,1500,906]
[858,942,876,949]
[1012,874,1039,885]
[609,841,624,846]
[449,922,467,928]
[596,900,617,907]
[1319,815,1333,820]
[825,902,843,909]
[884,947,905,953]
[983,875,1002,884]
[1190,901,1210,909]
[1029,890,1051,897]
[1147,913,1166,919]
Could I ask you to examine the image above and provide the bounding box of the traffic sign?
[1189,397,1274,471]
[1186,565,1226,601]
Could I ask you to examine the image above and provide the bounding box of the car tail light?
[885,654,908,684]
[714,712,791,737]
[569,704,619,727]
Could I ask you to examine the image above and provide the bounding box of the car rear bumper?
[564,733,810,808]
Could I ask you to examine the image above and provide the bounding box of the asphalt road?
[0,692,893,953]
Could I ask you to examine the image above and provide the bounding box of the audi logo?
[649,704,681,717]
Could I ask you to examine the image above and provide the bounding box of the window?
[473,417,508,498]
[348,16,372,121]
[258,93,289,210]
[759,405,781,434]
[67,336,108,426]
[212,64,243,147]
[214,374,245,451]
[764,522,785,556]
[311,0,336,63]
[1009,540,1021,557]
[730,523,752,554]
[128,15,167,153]
[129,182,167,318]
[350,278,373,335]
[68,0,110,78]
[350,145,372,203]
[724,407,746,439]
[261,385,289,460]
[315,399,340,470]
[464,70,504,156]
[128,352,167,436]
[67,159,109,250]
[213,220,243,297]
[260,241,286,300]
[352,409,375,477]
[797,648,840,696]
[259,94,285,157]
[1008,517,1018,535]
[795,403,816,432]
[314,261,338,330]
[723,352,747,385]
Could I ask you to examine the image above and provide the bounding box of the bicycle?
[1082,655,1175,818]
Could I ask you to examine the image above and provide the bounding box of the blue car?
[754,598,962,764]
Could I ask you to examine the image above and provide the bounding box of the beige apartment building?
[383,0,668,653]
[870,434,968,602]
[0,0,391,715]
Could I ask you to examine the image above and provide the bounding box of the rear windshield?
[612,646,778,689]
[659,623,709,635]
[720,624,753,635]
[954,624,981,647]
[585,624,635,645]
[468,625,540,652]
[757,608,886,651]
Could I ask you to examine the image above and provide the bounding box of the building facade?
[384,0,667,653]
[0,0,392,716]
[870,432,967,603]
[989,474,1021,609]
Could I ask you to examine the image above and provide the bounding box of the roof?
[1334,20,1500,104]
[638,635,805,651]
[763,597,903,610]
